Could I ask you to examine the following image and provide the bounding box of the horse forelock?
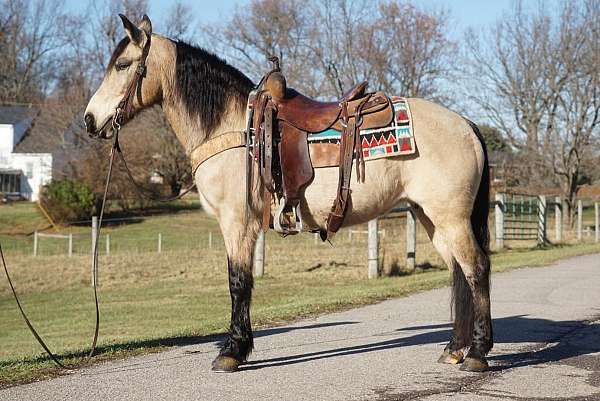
[106,37,131,73]
[173,41,254,136]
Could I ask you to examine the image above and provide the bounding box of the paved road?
[2,253,600,401]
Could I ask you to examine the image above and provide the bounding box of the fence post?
[91,216,98,287]
[495,193,505,249]
[254,231,265,277]
[537,195,547,245]
[68,234,73,257]
[368,218,379,279]
[595,202,599,243]
[577,200,583,241]
[158,233,162,253]
[406,209,416,271]
[208,232,213,249]
[33,231,38,256]
[555,197,562,242]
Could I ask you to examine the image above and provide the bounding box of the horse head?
[84,14,161,138]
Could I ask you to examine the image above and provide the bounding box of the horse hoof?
[211,356,241,373]
[460,356,488,372]
[437,349,464,365]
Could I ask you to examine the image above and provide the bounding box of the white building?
[0,106,52,201]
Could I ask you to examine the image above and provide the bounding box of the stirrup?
[273,201,303,235]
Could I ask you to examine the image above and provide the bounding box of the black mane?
[174,41,254,136]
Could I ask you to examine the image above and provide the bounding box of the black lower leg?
[219,257,254,362]
[461,262,493,371]
[450,260,474,350]
[467,259,493,357]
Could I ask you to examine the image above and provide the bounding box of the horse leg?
[415,207,469,365]
[444,220,493,372]
[212,213,260,373]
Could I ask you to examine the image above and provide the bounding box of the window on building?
[25,162,34,179]
[0,172,21,194]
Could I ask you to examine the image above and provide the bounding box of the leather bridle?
[111,32,152,134]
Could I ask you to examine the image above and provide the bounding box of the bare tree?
[550,0,600,219]
[162,1,195,42]
[465,0,599,221]
[87,0,149,77]
[364,2,455,100]
[136,107,192,196]
[0,0,73,103]
[202,0,312,85]
[202,0,455,100]
[304,0,377,98]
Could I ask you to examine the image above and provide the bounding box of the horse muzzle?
[85,113,114,139]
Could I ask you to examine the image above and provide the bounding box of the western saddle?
[247,57,394,240]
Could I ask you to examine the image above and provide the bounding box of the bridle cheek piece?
[109,34,152,138]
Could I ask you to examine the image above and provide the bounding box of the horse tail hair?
[450,119,491,346]
[467,119,490,255]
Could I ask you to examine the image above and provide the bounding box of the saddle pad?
[308,97,416,168]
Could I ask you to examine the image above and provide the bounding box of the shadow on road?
[243,315,600,372]
[72,321,357,362]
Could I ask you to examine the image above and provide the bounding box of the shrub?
[39,180,96,223]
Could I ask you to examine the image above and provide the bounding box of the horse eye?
[115,60,131,71]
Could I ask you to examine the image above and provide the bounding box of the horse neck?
[155,38,249,153]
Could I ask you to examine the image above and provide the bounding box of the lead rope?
[0,129,120,369]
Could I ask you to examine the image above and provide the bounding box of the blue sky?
[66,0,557,37]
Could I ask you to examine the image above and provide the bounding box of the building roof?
[0,105,37,125]
[3,105,63,154]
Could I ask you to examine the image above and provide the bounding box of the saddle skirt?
[308,97,416,168]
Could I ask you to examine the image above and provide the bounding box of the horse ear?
[139,14,152,36]
[119,14,143,45]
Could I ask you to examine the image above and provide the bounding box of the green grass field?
[1,201,599,387]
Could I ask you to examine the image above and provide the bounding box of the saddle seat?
[273,82,364,133]
[264,71,389,134]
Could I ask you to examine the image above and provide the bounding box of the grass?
[0,202,50,235]
[1,201,599,387]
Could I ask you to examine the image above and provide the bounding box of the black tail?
[451,119,491,346]
[467,120,490,254]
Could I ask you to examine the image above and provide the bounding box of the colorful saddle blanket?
[308,97,415,167]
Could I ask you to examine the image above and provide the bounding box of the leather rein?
[0,134,117,369]
[1,32,189,370]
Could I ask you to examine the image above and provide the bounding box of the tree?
[478,124,509,153]
[162,1,195,42]
[203,0,313,88]
[87,0,150,78]
[136,107,192,196]
[465,0,599,222]
[0,0,73,103]
[364,2,455,100]
[550,0,600,220]
[202,0,454,100]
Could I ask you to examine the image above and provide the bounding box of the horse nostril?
[84,113,96,133]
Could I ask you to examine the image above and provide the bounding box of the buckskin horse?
[84,15,492,373]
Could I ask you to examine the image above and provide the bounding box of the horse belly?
[301,158,406,229]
